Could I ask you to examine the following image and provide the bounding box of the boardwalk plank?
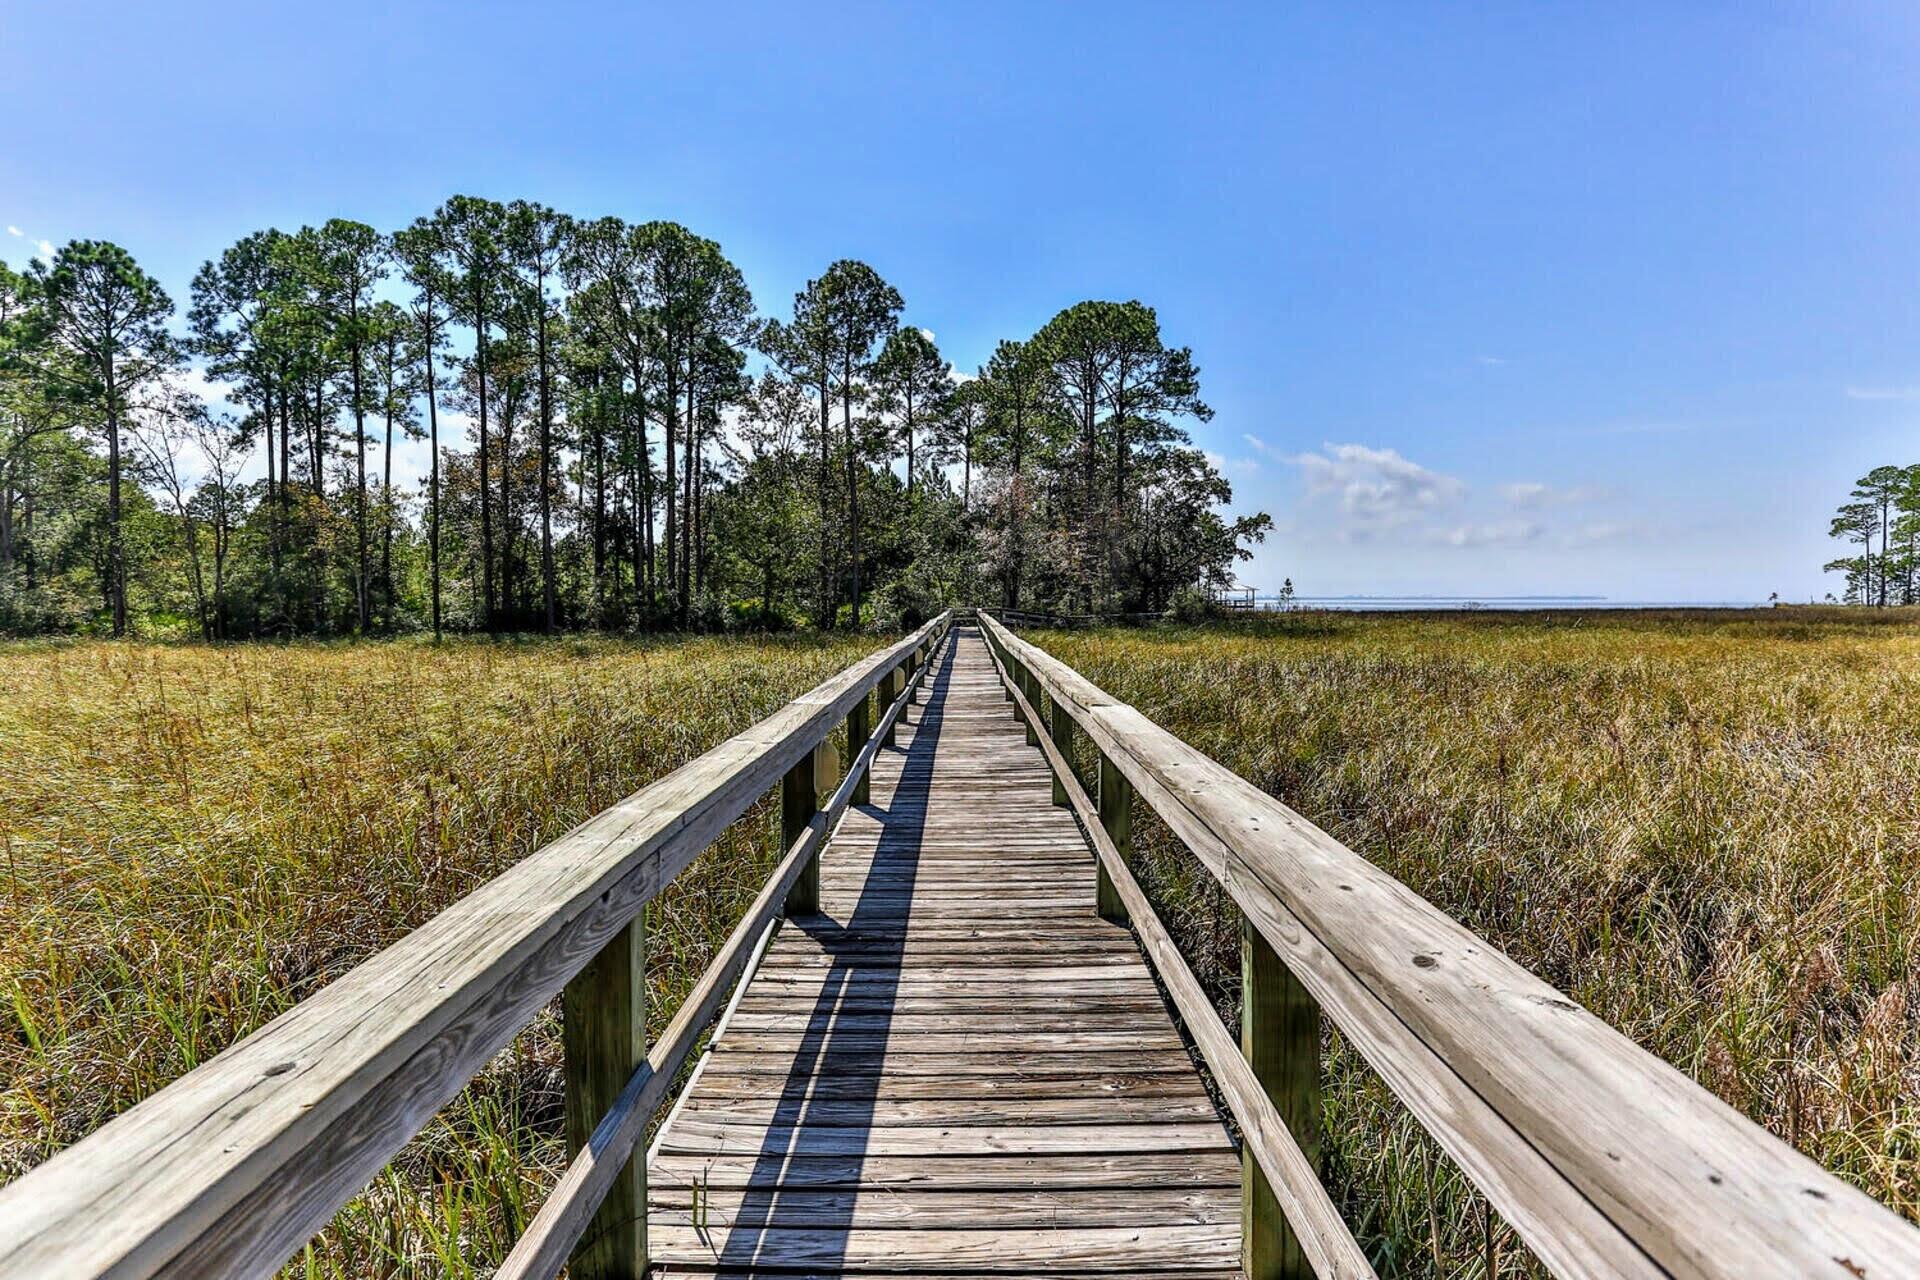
[647,629,1239,1275]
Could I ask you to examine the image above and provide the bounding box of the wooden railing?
[977,611,1920,1280]
[0,612,953,1280]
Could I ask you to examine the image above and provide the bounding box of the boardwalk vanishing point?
[646,628,1241,1274]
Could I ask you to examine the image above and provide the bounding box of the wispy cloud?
[1844,386,1920,402]
[5,226,20,238]
[1242,433,1271,453]
[1562,521,1638,547]
[1477,355,1506,366]
[1430,520,1541,548]
[1207,446,1261,477]
[1286,442,1466,542]
[1499,480,1607,509]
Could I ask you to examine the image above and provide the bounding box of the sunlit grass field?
[1038,608,1920,1276]
[0,632,882,1277]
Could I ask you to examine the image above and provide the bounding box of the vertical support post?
[1095,753,1130,922]
[907,645,922,703]
[783,747,820,915]
[883,663,906,746]
[1048,695,1074,807]
[563,916,647,1280]
[1019,664,1040,746]
[847,687,872,806]
[1242,917,1322,1280]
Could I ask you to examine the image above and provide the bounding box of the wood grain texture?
[646,630,1242,1277]
[985,620,1373,1280]
[563,916,648,1280]
[0,617,949,1280]
[497,627,955,1280]
[979,610,1920,1280]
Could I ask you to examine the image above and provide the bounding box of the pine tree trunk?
[106,359,125,637]
[475,288,494,632]
[425,320,442,641]
[537,288,556,633]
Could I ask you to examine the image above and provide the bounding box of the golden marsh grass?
[1040,608,1920,1274]
[0,632,880,1276]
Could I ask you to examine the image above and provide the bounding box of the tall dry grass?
[0,631,880,1277]
[1040,609,1920,1277]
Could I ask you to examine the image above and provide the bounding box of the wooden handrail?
[0,613,951,1280]
[978,628,1376,1280]
[496,621,951,1280]
[977,611,1920,1280]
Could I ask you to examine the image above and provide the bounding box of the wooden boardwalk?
[648,628,1242,1277]
[13,612,1920,1280]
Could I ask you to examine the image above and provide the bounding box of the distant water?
[1270,596,1766,612]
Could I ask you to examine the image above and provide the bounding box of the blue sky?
[5,2,1917,601]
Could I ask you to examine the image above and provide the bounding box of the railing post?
[1048,694,1074,807]
[1020,666,1040,746]
[1242,917,1322,1280]
[1095,753,1129,922]
[783,746,821,915]
[847,687,872,806]
[562,915,647,1280]
[883,662,906,746]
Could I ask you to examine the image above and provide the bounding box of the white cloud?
[5,226,20,237]
[1241,433,1270,453]
[1499,480,1606,509]
[1562,521,1637,547]
[1286,442,1465,536]
[1430,520,1541,548]
[918,327,935,342]
[1845,386,1920,401]
[34,239,53,263]
[1477,355,1506,366]
[166,364,239,410]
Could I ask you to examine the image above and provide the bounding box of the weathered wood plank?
[562,916,647,1280]
[982,610,1920,1280]
[644,630,1240,1277]
[698,1049,1205,1077]
[496,628,956,1280]
[649,1152,1242,1191]
[647,1187,1237,1227]
[688,1072,1213,1102]
[647,1224,1240,1270]
[989,619,1373,1280]
[672,1094,1224,1126]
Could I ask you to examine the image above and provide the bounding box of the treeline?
[0,198,1268,639]
[1826,465,1920,605]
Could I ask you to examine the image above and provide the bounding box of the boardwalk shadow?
[708,639,955,1268]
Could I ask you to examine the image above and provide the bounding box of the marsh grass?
[0,631,881,1277]
[1041,609,1920,1277]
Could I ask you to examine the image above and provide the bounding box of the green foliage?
[1166,583,1218,622]
[3,206,1266,642]
[1827,464,1920,605]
